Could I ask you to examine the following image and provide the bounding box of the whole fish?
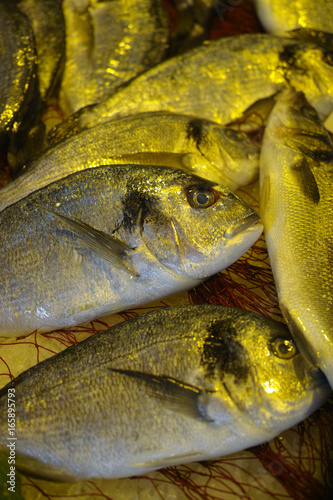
[14,0,65,101]
[253,0,333,35]
[48,32,333,144]
[259,88,333,388]
[0,112,259,212]
[0,165,262,337]
[59,0,169,116]
[0,305,329,480]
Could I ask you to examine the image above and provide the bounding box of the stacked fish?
[0,0,332,492]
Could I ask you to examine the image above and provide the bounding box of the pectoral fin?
[290,158,320,204]
[52,212,138,276]
[111,368,215,422]
[131,452,203,470]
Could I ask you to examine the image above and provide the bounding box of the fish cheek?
[141,211,183,269]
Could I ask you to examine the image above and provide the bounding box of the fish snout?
[225,213,262,238]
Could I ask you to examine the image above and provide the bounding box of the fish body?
[0,1,37,146]
[253,0,333,35]
[48,32,333,144]
[0,112,259,212]
[0,165,262,337]
[14,0,66,101]
[59,0,169,115]
[0,305,329,480]
[259,88,333,388]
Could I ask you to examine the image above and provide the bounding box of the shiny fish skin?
[0,1,37,146]
[48,33,333,144]
[59,0,169,116]
[0,165,262,337]
[0,305,329,480]
[0,112,259,212]
[14,0,66,101]
[253,0,333,35]
[259,88,333,388]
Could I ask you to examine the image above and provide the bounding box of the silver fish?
[259,88,333,388]
[0,165,262,337]
[59,0,169,116]
[48,32,333,144]
[0,112,260,212]
[0,305,329,480]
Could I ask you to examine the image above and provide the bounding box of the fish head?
[130,167,263,280]
[197,311,331,432]
[204,125,260,190]
[283,40,333,119]
[263,88,333,162]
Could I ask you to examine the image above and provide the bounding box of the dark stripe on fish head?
[122,189,157,233]
[201,319,250,384]
[278,45,299,72]
[186,119,208,149]
[121,185,184,267]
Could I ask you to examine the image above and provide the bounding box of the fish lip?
[308,367,329,390]
[225,213,262,238]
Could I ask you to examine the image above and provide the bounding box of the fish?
[253,0,333,35]
[0,1,38,157]
[0,112,260,212]
[14,0,66,101]
[48,32,333,144]
[259,88,333,388]
[0,304,330,481]
[59,0,169,116]
[0,164,262,337]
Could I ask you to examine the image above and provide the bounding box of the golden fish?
[49,32,333,144]
[260,88,333,388]
[0,305,329,480]
[59,0,169,115]
[0,112,260,212]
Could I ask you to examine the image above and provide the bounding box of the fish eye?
[301,104,318,120]
[187,186,218,209]
[271,337,298,359]
[224,128,244,141]
[323,51,333,66]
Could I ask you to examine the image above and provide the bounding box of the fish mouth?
[224,213,262,238]
[308,367,329,390]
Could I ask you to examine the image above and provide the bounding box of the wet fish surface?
[0,1,37,154]
[14,0,66,101]
[259,88,333,388]
[0,305,329,480]
[0,112,259,212]
[48,32,333,144]
[253,0,333,35]
[59,0,169,116]
[0,165,262,337]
